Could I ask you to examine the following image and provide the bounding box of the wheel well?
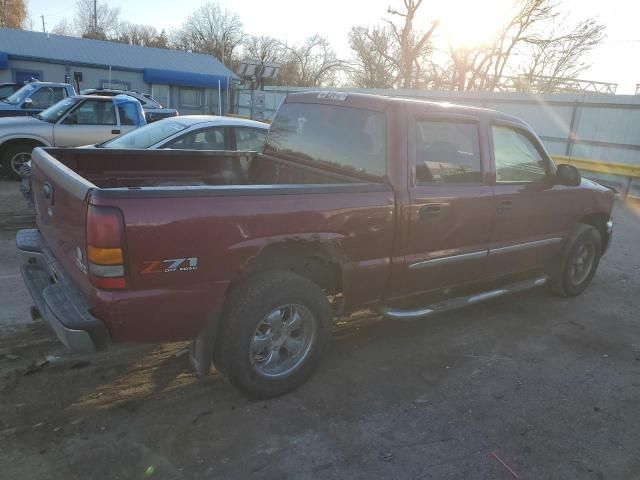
[236,241,343,294]
[0,139,45,159]
[578,212,609,246]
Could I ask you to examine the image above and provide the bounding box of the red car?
[17,92,614,398]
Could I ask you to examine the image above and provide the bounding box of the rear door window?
[265,102,387,177]
[414,120,481,184]
[165,127,226,150]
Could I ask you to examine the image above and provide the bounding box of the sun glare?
[435,0,514,48]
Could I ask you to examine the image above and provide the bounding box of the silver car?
[97,115,268,151]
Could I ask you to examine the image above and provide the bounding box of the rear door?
[487,122,567,276]
[54,99,120,146]
[399,109,494,298]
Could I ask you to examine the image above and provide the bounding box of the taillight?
[86,205,127,289]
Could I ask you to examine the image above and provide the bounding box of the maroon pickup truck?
[17,92,614,398]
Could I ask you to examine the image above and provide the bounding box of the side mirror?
[556,164,582,187]
[22,98,33,109]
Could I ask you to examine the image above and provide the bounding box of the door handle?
[419,203,444,221]
[111,129,121,134]
[497,200,513,214]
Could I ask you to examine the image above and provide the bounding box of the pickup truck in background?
[1,94,145,179]
[17,92,614,398]
[0,82,75,118]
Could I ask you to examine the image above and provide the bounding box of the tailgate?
[31,148,95,295]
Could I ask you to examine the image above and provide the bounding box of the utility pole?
[41,15,46,34]
[94,0,98,34]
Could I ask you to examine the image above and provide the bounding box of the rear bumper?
[16,229,109,353]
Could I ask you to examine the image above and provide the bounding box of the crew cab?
[1,94,145,179]
[0,82,75,118]
[17,92,614,398]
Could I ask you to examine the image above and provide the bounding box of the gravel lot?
[0,178,638,480]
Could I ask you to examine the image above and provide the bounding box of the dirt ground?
[0,178,639,479]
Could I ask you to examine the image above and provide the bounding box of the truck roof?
[284,91,527,126]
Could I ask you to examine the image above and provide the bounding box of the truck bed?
[39,148,365,190]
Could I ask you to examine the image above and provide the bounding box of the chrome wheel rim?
[569,241,596,285]
[10,152,31,176]
[249,304,316,378]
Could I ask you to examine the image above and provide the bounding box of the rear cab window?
[264,102,387,178]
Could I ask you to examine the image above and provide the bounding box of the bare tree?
[244,35,286,64]
[172,2,244,67]
[116,23,169,48]
[279,35,343,87]
[518,17,605,92]
[52,18,73,36]
[0,0,27,29]
[383,0,439,89]
[348,26,397,88]
[71,0,121,39]
[442,0,605,93]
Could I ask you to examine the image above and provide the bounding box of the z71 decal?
[140,257,198,274]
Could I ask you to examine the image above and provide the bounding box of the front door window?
[492,126,548,183]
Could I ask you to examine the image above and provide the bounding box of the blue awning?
[0,52,8,69]
[143,68,230,89]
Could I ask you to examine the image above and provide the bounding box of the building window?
[152,84,170,108]
[180,88,202,108]
[14,69,42,84]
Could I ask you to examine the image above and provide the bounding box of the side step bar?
[380,276,548,320]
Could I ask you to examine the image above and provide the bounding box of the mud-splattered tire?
[550,224,602,297]
[214,271,332,399]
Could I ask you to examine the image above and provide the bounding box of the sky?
[25,0,640,94]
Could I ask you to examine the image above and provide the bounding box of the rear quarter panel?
[90,187,396,342]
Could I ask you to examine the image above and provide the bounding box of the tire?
[2,143,34,180]
[214,271,332,398]
[550,224,602,297]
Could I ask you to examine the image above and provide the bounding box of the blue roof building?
[0,28,237,114]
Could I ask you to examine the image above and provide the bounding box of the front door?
[487,122,569,277]
[54,99,120,147]
[398,113,494,300]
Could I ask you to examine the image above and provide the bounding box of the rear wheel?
[550,224,602,297]
[2,143,34,180]
[214,271,332,398]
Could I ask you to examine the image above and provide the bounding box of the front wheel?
[550,224,602,297]
[214,271,332,398]
[2,143,33,180]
